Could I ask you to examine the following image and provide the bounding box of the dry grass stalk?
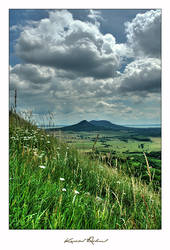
[112,190,122,215]
[92,134,99,151]
[143,152,152,182]
[131,178,136,209]
[141,193,149,211]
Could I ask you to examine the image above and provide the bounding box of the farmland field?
[50,130,161,153]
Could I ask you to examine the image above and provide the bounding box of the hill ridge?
[47,119,161,136]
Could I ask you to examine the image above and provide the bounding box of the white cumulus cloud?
[118,58,161,94]
[14,10,132,79]
[125,9,161,58]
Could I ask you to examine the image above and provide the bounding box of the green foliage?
[9,112,161,229]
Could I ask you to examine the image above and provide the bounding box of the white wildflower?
[117,181,121,184]
[74,190,79,194]
[62,188,66,192]
[39,165,46,169]
[60,177,65,181]
[47,141,50,143]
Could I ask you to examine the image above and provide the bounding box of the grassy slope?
[9,112,161,229]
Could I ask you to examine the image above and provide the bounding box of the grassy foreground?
[9,112,161,229]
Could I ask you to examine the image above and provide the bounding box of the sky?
[9,9,161,125]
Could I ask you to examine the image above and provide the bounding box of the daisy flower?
[39,165,46,169]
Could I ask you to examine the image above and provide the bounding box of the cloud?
[10,24,23,32]
[88,9,102,21]
[87,9,103,27]
[117,58,161,94]
[96,100,117,109]
[125,9,161,58]
[9,62,161,125]
[9,63,120,114]
[9,9,161,124]
[14,10,131,79]
[9,58,161,119]
[10,64,55,84]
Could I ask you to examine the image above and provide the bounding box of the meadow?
[9,112,161,229]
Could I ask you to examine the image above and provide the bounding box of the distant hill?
[89,120,161,137]
[47,119,161,137]
[90,120,127,130]
[52,120,109,132]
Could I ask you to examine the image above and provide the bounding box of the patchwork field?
[51,130,161,153]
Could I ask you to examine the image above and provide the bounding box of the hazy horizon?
[37,119,161,128]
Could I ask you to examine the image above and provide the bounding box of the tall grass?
[9,112,161,229]
[143,152,152,182]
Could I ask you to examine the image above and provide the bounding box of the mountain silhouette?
[56,120,106,132]
[47,119,161,136]
[89,120,127,130]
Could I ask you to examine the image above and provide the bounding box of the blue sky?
[9,9,161,125]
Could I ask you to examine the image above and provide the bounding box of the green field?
[51,130,161,153]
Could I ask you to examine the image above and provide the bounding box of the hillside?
[9,112,161,229]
